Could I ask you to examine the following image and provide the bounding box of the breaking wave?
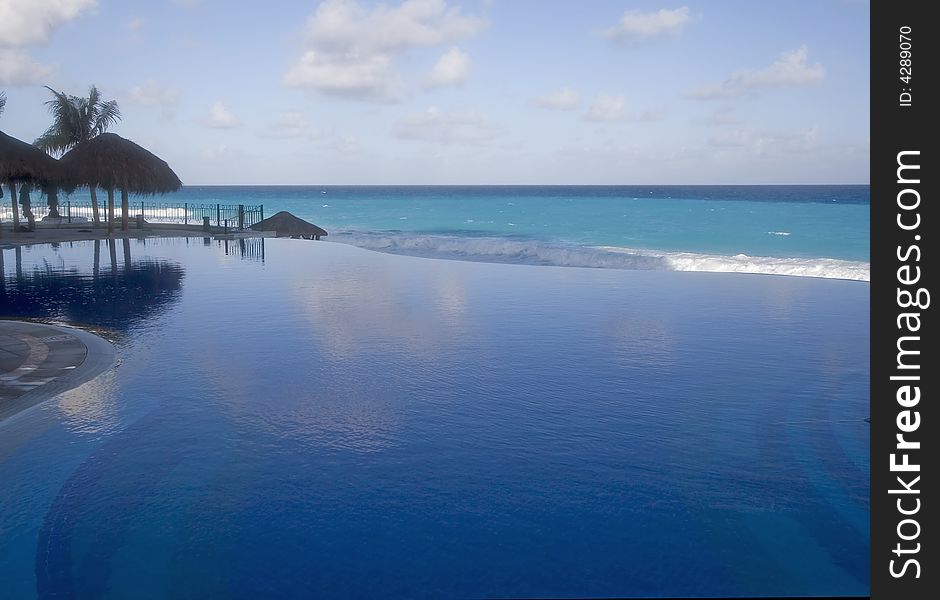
[332,231,870,281]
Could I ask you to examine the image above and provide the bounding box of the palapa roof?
[250,211,328,237]
[59,132,182,194]
[0,129,61,184]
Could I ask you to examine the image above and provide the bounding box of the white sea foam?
[601,247,869,281]
[332,231,870,281]
[767,231,791,236]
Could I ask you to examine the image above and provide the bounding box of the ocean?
[94,184,869,280]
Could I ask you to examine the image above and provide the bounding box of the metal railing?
[1,201,264,230]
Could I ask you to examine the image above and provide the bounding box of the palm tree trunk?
[121,189,129,231]
[107,187,115,234]
[46,186,60,218]
[108,238,117,277]
[14,245,23,280]
[22,201,36,231]
[123,238,131,270]
[90,187,101,225]
[8,181,19,231]
[19,187,36,231]
[93,239,100,280]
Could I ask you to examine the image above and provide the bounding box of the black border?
[871,1,934,598]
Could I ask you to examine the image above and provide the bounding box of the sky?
[0,0,870,185]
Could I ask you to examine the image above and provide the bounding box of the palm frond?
[40,86,84,150]
[87,85,101,109]
[35,85,123,154]
[75,96,91,141]
[93,99,121,135]
[0,91,6,117]
[34,128,74,156]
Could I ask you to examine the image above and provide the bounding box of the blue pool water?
[62,185,871,280]
[1,239,869,598]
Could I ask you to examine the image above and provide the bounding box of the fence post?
[238,205,245,230]
[184,202,188,225]
[67,201,71,224]
[260,205,264,223]
[141,200,145,220]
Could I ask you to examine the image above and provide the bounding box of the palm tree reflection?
[1,242,185,330]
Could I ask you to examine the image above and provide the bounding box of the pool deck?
[0,321,116,422]
[1,222,269,247]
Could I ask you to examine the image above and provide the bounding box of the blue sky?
[1,0,869,184]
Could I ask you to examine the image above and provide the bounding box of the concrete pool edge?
[0,321,117,423]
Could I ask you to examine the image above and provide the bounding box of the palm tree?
[34,85,121,225]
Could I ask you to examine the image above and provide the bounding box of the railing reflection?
[220,237,265,263]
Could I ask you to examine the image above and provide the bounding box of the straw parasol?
[251,211,328,240]
[59,132,182,233]
[1,130,62,232]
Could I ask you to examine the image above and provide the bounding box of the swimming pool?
[1,238,870,598]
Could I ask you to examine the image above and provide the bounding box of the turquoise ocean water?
[85,185,869,280]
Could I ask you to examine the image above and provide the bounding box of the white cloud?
[0,0,97,46]
[583,94,625,122]
[305,0,486,54]
[126,17,146,32]
[635,109,666,122]
[709,125,819,155]
[392,106,501,144]
[425,46,470,88]
[707,106,741,126]
[734,45,826,87]
[202,102,241,128]
[284,51,400,101]
[686,45,825,99]
[707,129,752,147]
[0,0,95,85]
[532,88,581,110]
[581,94,665,123]
[558,138,705,165]
[124,80,180,107]
[323,134,363,156]
[284,0,486,101]
[261,111,312,139]
[202,143,240,161]
[603,6,691,43]
[685,84,736,100]
[0,48,54,86]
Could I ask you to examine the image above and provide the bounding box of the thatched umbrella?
[1,129,61,232]
[59,132,182,234]
[250,211,328,240]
